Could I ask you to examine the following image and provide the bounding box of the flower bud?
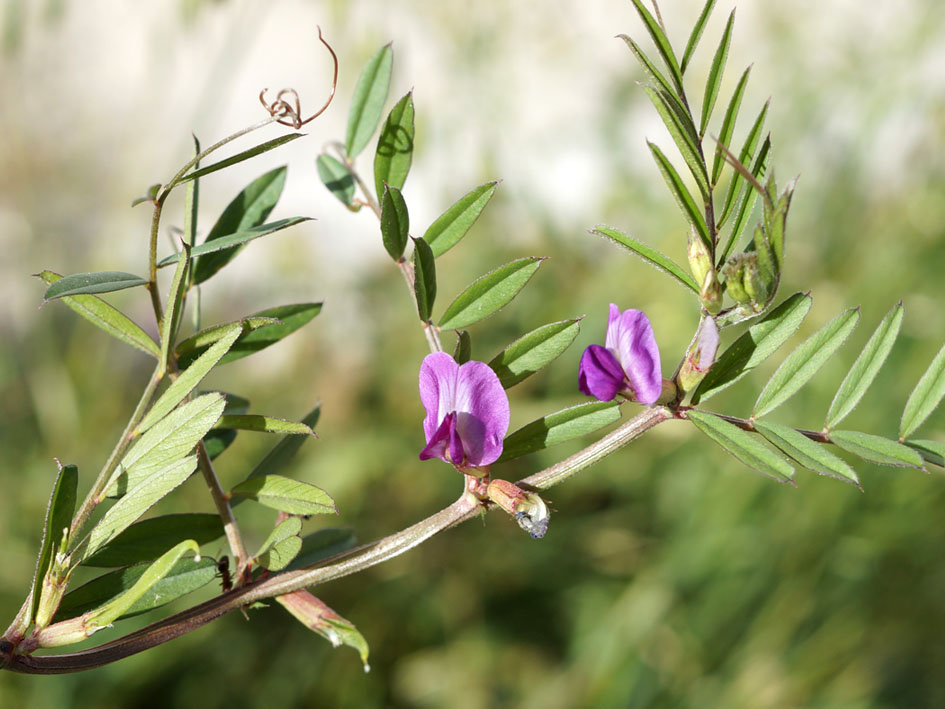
[687,229,713,290]
[676,316,720,393]
[486,479,550,539]
[722,252,768,312]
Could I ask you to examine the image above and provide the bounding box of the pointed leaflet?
[83,541,202,632]
[905,440,945,468]
[276,590,370,672]
[640,86,709,201]
[316,153,356,208]
[36,272,160,358]
[830,430,925,469]
[412,236,436,322]
[82,513,224,567]
[58,555,216,622]
[680,0,719,74]
[380,184,409,261]
[254,517,303,571]
[177,303,322,369]
[201,392,250,461]
[215,415,315,436]
[617,34,682,108]
[29,463,78,624]
[692,292,812,403]
[43,272,148,301]
[453,330,472,364]
[105,393,226,497]
[648,142,711,250]
[439,257,545,331]
[84,456,198,560]
[826,303,904,429]
[160,239,191,368]
[900,341,945,440]
[687,410,794,483]
[629,0,684,97]
[190,166,288,284]
[711,66,752,187]
[718,100,768,226]
[753,421,859,486]
[489,319,581,389]
[498,401,622,462]
[373,92,415,200]
[230,474,336,516]
[699,10,734,138]
[159,218,310,269]
[176,134,303,185]
[424,181,498,258]
[592,226,699,293]
[346,43,393,158]
[753,308,859,418]
[138,324,241,433]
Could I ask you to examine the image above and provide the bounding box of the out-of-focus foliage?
[2,1,944,707]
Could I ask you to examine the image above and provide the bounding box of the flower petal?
[605,306,662,405]
[419,411,455,462]
[453,360,510,466]
[578,344,626,401]
[419,352,460,442]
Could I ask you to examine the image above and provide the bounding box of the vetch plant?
[2,1,944,680]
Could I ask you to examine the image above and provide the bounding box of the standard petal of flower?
[454,360,510,466]
[607,307,661,405]
[419,352,460,441]
[578,344,626,401]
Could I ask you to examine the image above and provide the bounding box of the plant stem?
[195,443,249,578]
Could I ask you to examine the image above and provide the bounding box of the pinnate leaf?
[687,410,794,483]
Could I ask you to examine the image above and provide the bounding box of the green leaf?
[687,410,794,483]
[131,183,161,208]
[680,0,718,74]
[43,271,148,301]
[177,134,303,185]
[30,462,78,624]
[276,590,370,672]
[203,429,236,460]
[591,226,699,293]
[693,292,812,403]
[826,303,904,429]
[424,181,498,258]
[754,420,860,487]
[453,330,472,364]
[718,100,768,226]
[489,319,581,389]
[830,430,925,469]
[254,517,303,571]
[373,92,415,200]
[640,86,709,201]
[58,555,217,623]
[160,240,191,368]
[159,217,310,270]
[498,401,622,462]
[244,404,321,483]
[380,185,409,261]
[753,308,860,418]
[722,134,771,262]
[904,439,945,468]
[183,135,200,249]
[106,393,225,497]
[711,66,752,187]
[82,513,225,567]
[412,237,436,322]
[629,0,684,96]
[35,272,160,358]
[648,142,711,250]
[178,303,322,369]
[84,540,202,631]
[316,153,356,207]
[230,474,336,516]
[346,43,394,158]
[138,324,241,433]
[700,10,734,138]
[439,257,545,331]
[900,341,945,440]
[84,456,198,560]
[215,415,314,436]
[286,528,357,571]
[617,34,681,106]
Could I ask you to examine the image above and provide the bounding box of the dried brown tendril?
[259,26,338,129]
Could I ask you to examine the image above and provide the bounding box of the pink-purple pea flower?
[419,352,510,469]
[578,304,662,405]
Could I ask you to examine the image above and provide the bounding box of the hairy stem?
[195,443,249,579]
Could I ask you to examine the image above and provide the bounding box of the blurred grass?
[2,1,945,707]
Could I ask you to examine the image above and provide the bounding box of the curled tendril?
[259,26,338,129]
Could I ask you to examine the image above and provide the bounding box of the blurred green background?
[2,1,945,707]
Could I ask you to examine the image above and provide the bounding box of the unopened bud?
[676,316,720,393]
[486,479,550,539]
[687,229,713,290]
[722,252,767,311]
[699,269,723,315]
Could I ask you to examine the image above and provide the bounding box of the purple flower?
[578,304,662,404]
[419,352,510,469]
